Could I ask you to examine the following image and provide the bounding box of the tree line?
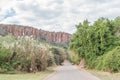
[69,17,120,72]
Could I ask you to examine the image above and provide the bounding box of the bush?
[95,46,120,72]
[0,35,67,73]
[0,45,12,73]
[9,37,51,72]
[67,51,80,64]
[0,47,10,64]
[50,47,66,65]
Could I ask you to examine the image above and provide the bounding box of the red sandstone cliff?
[0,24,72,44]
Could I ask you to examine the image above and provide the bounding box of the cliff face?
[0,24,72,44]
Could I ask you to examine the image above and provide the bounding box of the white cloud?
[0,0,120,34]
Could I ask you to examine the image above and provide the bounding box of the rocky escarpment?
[0,24,72,44]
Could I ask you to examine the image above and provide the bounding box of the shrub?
[50,47,66,65]
[0,45,11,73]
[67,51,80,64]
[9,37,51,72]
[95,46,120,72]
[0,47,10,64]
[0,35,67,73]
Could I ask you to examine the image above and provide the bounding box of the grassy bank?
[0,67,55,80]
[89,70,120,80]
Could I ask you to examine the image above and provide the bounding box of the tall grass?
[0,36,67,73]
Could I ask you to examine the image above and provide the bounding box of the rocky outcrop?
[0,24,72,44]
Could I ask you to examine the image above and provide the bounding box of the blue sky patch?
[3,8,16,20]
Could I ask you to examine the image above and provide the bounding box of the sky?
[0,0,120,34]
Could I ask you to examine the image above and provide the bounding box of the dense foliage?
[67,51,80,64]
[69,17,120,72]
[50,47,66,65]
[0,36,66,73]
[95,46,120,72]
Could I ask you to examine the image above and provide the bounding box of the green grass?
[0,67,55,80]
[89,70,120,80]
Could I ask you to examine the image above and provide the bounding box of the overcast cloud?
[0,0,120,33]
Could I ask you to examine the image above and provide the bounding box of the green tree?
[69,17,120,71]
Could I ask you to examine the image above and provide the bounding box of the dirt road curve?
[44,61,101,80]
